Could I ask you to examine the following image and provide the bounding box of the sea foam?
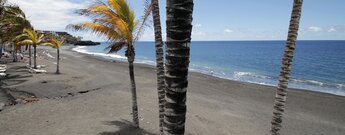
[72,41,345,97]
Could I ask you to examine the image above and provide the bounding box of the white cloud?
[8,0,92,35]
[308,26,323,32]
[328,27,337,32]
[224,28,233,33]
[195,23,202,27]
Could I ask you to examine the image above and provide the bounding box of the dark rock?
[74,40,100,46]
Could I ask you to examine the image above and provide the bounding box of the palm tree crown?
[14,28,45,69]
[69,0,140,54]
[43,38,64,49]
[15,28,44,46]
[68,0,151,128]
[1,3,32,43]
[43,37,64,74]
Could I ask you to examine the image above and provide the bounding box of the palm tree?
[15,28,44,69]
[270,0,303,135]
[0,0,6,46]
[68,0,151,128]
[0,0,7,33]
[151,0,165,134]
[163,0,194,134]
[1,2,31,60]
[43,38,64,74]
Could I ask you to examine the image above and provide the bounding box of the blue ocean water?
[73,41,345,96]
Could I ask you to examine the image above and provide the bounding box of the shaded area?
[99,120,156,135]
[1,65,32,86]
[0,65,33,106]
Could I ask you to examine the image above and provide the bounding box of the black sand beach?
[0,46,344,135]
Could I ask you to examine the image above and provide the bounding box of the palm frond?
[37,33,45,43]
[16,39,33,45]
[41,42,55,48]
[105,41,126,53]
[13,33,29,41]
[107,0,121,14]
[67,0,145,49]
[134,0,152,41]
[41,37,64,49]
[23,28,35,40]
[92,17,129,37]
[68,23,123,41]
[78,2,119,20]
[4,5,24,17]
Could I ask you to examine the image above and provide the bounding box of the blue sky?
[8,0,345,41]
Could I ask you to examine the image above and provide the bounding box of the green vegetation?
[15,28,46,69]
[0,0,32,61]
[42,38,64,74]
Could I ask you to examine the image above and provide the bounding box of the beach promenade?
[0,46,344,135]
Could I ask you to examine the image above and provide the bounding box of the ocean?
[72,41,345,96]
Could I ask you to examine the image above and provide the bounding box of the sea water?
[73,41,345,96]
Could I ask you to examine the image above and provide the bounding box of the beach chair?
[0,64,6,69]
[37,65,46,68]
[0,73,6,77]
[26,64,46,69]
[29,69,47,74]
[0,69,6,73]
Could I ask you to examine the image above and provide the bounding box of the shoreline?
[0,46,344,135]
[71,46,345,97]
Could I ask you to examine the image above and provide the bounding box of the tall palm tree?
[0,0,6,41]
[270,0,303,135]
[1,3,31,61]
[151,0,165,134]
[0,0,7,31]
[43,38,64,74]
[68,0,150,128]
[163,0,194,134]
[15,28,45,69]
[0,0,7,58]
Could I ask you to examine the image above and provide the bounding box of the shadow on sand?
[99,120,156,135]
[1,66,32,86]
[0,65,33,105]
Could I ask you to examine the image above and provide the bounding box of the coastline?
[0,46,344,135]
[72,45,345,97]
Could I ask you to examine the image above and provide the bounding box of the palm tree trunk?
[0,44,3,59]
[164,0,194,134]
[56,48,60,74]
[127,48,139,128]
[271,0,303,135]
[129,61,139,127]
[12,44,17,62]
[29,45,32,67]
[33,45,37,69]
[151,0,165,134]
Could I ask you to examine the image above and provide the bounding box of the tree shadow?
[1,65,33,86]
[98,120,157,135]
[9,65,28,70]
[1,74,32,86]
